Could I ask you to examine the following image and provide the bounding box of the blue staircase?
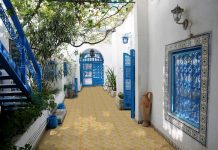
[0,1,42,110]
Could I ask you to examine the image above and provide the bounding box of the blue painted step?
[0,91,24,96]
[1,102,29,107]
[0,84,17,88]
[0,75,12,80]
[0,97,28,102]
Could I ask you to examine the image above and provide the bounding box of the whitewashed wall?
[0,21,9,49]
[111,7,136,97]
[112,0,149,121]
[0,1,9,50]
[111,0,218,149]
[147,0,218,150]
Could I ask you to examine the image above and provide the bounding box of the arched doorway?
[80,49,104,86]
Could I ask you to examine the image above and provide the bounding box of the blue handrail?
[0,41,31,95]
[0,1,42,91]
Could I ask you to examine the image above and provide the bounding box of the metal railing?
[0,1,42,92]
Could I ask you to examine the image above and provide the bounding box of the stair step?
[0,75,12,80]
[0,65,3,70]
[1,102,29,107]
[0,97,28,102]
[0,84,17,88]
[0,91,24,96]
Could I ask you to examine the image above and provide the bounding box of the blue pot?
[48,115,58,129]
[57,103,66,109]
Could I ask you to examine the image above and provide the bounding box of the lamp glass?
[122,36,128,44]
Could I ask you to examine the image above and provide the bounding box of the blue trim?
[170,46,202,129]
[130,49,135,118]
[74,78,78,96]
[123,52,131,109]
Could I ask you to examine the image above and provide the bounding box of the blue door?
[80,52,104,86]
[123,52,131,109]
[123,49,135,118]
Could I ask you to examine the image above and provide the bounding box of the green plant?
[64,84,72,91]
[118,92,124,99]
[106,68,116,91]
[0,86,58,149]
[6,9,14,16]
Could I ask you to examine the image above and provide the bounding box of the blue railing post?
[38,63,42,92]
[20,35,27,84]
[20,45,26,84]
[130,49,135,118]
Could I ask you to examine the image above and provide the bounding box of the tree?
[11,0,134,79]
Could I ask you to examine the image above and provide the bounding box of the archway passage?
[80,49,104,86]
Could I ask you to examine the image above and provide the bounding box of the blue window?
[44,60,58,81]
[171,46,201,128]
[64,62,68,77]
[165,33,210,145]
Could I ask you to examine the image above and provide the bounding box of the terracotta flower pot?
[140,92,152,127]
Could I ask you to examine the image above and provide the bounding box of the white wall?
[0,1,9,50]
[111,0,149,121]
[112,7,136,96]
[134,0,149,121]
[0,21,9,49]
[147,0,218,149]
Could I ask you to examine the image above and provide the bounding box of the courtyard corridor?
[37,87,174,150]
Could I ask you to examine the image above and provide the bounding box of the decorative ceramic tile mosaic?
[164,33,210,146]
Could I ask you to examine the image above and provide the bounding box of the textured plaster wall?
[111,0,149,121]
[147,0,218,149]
[112,7,136,97]
[0,17,9,50]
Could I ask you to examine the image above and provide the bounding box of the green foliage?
[118,92,124,99]
[0,86,58,149]
[43,60,64,82]
[10,0,133,64]
[64,84,72,91]
[9,1,133,82]
[106,68,116,91]
[6,9,14,16]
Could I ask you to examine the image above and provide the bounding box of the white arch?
[81,48,104,61]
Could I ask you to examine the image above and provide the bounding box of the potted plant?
[64,84,75,98]
[117,92,124,110]
[106,68,116,97]
[103,82,108,91]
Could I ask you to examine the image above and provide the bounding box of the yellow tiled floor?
[37,87,174,150]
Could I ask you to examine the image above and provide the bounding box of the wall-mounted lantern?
[90,49,95,57]
[122,33,132,44]
[122,35,129,44]
[171,5,189,30]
